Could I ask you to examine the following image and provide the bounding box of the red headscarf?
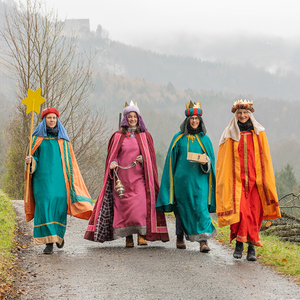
[41,108,59,119]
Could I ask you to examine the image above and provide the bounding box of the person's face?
[128,112,138,128]
[189,116,200,129]
[237,109,250,123]
[45,113,57,128]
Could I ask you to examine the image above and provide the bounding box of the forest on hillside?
[89,72,300,181]
[74,24,300,101]
[3,66,300,194]
[1,0,300,202]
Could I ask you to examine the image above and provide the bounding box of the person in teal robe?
[156,102,216,252]
[25,108,93,254]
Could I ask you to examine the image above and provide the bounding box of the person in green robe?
[25,108,93,254]
[156,102,216,252]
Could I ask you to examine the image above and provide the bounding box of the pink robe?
[112,136,147,237]
[84,130,169,243]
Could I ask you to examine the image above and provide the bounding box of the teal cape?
[31,136,67,244]
[156,131,216,241]
[25,135,93,245]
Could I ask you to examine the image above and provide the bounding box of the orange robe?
[216,130,281,244]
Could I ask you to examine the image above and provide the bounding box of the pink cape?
[84,131,169,242]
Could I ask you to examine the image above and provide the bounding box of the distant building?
[63,19,90,38]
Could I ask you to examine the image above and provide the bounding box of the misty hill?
[92,72,300,181]
[131,33,300,76]
[1,7,300,183]
[110,42,300,101]
[76,29,300,101]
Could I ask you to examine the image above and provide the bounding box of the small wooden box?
[187,152,207,163]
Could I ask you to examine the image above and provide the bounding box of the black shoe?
[246,243,257,261]
[56,239,64,249]
[43,243,53,254]
[233,241,243,259]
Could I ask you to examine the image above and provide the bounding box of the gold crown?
[125,100,138,108]
[186,101,201,109]
[233,99,253,107]
[232,99,254,113]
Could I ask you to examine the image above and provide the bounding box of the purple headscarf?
[120,112,148,132]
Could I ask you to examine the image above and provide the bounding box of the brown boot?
[126,235,134,248]
[200,240,210,253]
[137,234,148,246]
[176,235,186,249]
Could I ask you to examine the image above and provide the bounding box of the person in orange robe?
[216,100,281,261]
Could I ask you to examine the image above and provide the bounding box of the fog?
[30,0,300,75]
[2,0,300,187]
[126,33,300,75]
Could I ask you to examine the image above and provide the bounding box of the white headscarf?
[219,111,265,145]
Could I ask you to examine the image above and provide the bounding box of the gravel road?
[12,200,300,300]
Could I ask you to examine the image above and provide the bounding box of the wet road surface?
[13,201,300,300]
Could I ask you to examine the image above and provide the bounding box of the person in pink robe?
[84,101,169,247]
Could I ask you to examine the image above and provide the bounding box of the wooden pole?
[25,105,35,203]
[118,112,122,128]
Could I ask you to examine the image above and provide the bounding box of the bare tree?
[0,0,108,198]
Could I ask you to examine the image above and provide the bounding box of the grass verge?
[213,220,300,282]
[0,190,17,285]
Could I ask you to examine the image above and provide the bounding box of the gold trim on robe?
[216,131,281,227]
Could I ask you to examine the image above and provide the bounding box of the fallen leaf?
[17,290,25,294]
[265,221,272,228]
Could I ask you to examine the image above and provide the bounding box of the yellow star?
[22,88,46,114]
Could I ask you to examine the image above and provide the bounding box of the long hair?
[120,125,141,134]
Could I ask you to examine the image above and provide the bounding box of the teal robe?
[156,132,216,241]
[31,136,68,244]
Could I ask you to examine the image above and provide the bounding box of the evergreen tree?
[275,164,298,197]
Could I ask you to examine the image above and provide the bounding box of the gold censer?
[115,179,125,198]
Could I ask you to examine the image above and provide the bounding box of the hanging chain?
[115,159,138,170]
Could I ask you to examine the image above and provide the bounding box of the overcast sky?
[21,0,300,44]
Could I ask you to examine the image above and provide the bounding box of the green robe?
[156,132,216,241]
[31,136,68,244]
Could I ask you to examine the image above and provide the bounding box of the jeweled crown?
[232,99,254,113]
[185,101,202,117]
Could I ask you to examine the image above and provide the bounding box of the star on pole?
[22,88,46,114]
[22,88,46,203]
